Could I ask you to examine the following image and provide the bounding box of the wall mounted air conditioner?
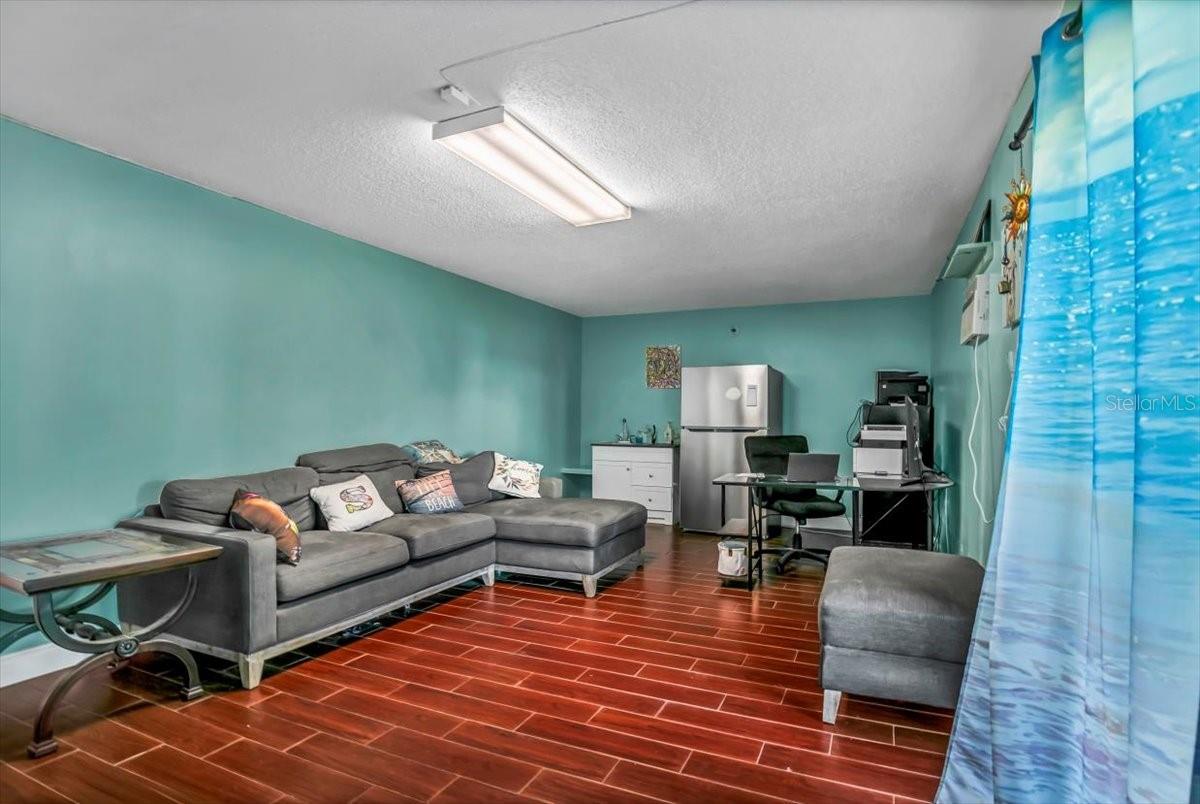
[961,275,989,345]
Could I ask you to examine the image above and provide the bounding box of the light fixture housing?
[433,107,631,227]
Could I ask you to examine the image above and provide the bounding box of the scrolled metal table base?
[0,581,118,654]
[13,569,204,758]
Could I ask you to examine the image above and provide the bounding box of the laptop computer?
[786,453,840,482]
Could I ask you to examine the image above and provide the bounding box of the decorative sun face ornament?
[1003,170,1031,244]
[998,165,1030,327]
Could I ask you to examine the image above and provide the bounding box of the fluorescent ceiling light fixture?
[433,107,631,227]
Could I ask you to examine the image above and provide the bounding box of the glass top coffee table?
[0,528,222,757]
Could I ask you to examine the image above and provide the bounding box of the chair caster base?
[774,548,829,575]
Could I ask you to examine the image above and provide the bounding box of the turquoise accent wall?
[929,71,1035,562]
[579,296,933,467]
[0,119,581,651]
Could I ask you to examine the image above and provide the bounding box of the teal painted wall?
[928,71,1035,562]
[0,119,581,651]
[579,296,933,468]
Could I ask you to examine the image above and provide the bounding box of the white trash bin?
[717,539,748,578]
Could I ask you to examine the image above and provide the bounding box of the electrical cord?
[438,1,700,97]
[844,399,873,446]
[968,341,994,526]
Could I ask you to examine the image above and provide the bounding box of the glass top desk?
[711,473,954,588]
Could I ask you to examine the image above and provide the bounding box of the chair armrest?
[117,516,278,654]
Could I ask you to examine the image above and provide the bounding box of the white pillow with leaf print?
[488,453,544,499]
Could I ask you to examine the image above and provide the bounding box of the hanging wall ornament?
[999,152,1032,328]
[1003,168,1032,244]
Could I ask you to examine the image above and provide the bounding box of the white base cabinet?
[592,446,679,525]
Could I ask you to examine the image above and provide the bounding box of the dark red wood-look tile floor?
[0,525,950,803]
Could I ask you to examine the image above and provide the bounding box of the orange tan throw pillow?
[229,489,302,565]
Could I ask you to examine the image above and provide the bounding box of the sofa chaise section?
[471,497,647,596]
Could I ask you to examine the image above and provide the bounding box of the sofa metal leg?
[481,567,495,587]
[637,548,646,568]
[238,655,265,689]
[822,690,842,724]
[582,576,598,598]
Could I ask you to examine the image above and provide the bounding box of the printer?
[853,423,915,478]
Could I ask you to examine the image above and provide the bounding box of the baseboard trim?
[0,642,79,687]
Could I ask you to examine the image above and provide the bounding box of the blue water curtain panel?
[937,2,1200,803]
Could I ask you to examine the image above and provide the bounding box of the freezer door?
[679,428,761,532]
[681,365,773,429]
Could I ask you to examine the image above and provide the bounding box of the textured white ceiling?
[0,0,1058,315]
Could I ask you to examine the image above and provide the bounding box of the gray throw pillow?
[417,451,494,507]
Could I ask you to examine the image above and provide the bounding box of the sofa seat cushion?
[769,496,846,519]
[819,546,983,664]
[367,513,495,560]
[468,498,646,548]
[276,530,410,602]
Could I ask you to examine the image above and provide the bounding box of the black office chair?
[744,435,846,571]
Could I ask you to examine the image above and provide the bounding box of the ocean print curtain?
[937,3,1199,803]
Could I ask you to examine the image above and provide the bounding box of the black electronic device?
[876,371,931,406]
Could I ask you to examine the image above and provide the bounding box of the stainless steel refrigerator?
[680,365,783,533]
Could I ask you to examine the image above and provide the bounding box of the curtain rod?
[1008,6,1082,150]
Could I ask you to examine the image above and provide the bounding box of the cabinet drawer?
[593,446,673,464]
[632,464,671,488]
[632,486,671,511]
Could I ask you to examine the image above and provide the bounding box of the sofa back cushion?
[160,467,319,530]
[417,451,496,507]
[295,443,415,512]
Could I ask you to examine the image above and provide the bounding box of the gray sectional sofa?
[117,444,645,688]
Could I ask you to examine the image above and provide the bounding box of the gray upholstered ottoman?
[818,546,983,723]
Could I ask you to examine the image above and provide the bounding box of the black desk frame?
[716,475,953,590]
